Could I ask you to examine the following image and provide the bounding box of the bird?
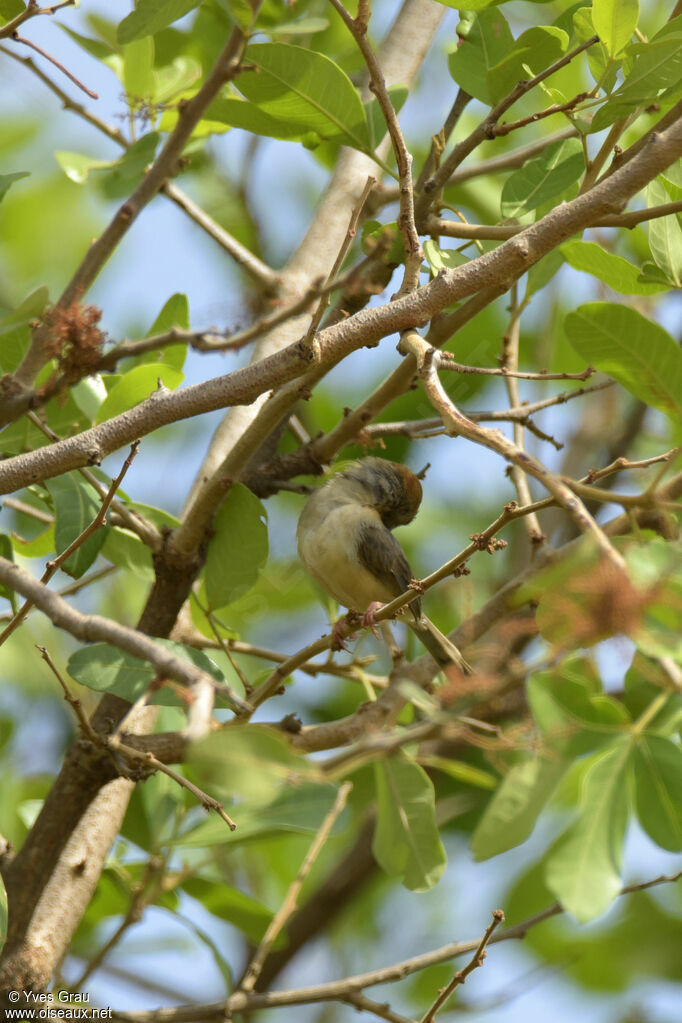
[297,456,470,673]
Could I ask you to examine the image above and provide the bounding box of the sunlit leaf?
[96,362,183,423]
[488,26,568,103]
[564,303,682,423]
[560,240,667,295]
[448,8,513,104]
[237,43,371,152]
[647,178,682,287]
[118,0,202,44]
[592,0,639,58]
[501,137,584,218]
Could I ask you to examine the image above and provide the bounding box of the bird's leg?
[331,609,361,651]
[361,601,386,638]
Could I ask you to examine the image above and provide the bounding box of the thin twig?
[428,198,682,239]
[303,176,376,347]
[11,32,97,98]
[37,645,99,742]
[106,871,682,1022]
[162,182,278,290]
[0,442,140,647]
[421,910,505,1023]
[416,35,599,219]
[330,0,422,289]
[239,781,352,992]
[0,557,250,711]
[437,354,595,382]
[27,411,160,549]
[399,331,626,572]
[0,0,75,40]
[360,380,614,439]
[492,94,589,137]
[109,739,237,831]
[500,285,545,546]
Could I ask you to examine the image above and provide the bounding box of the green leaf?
[204,483,268,609]
[0,285,49,337]
[123,35,155,101]
[0,0,26,22]
[592,0,639,58]
[564,303,682,423]
[175,782,339,847]
[573,6,618,92]
[11,525,55,559]
[528,665,629,756]
[205,94,304,140]
[423,239,467,273]
[0,534,17,613]
[448,8,514,105]
[501,137,584,219]
[67,640,225,703]
[488,26,568,104]
[54,151,112,184]
[615,37,682,103]
[188,725,314,803]
[127,292,191,370]
[59,24,119,62]
[420,755,497,790]
[526,248,565,297]
[153,56,202,104]
[471,755,568,860]
[632,735,682,851]
[373,757,446,892]
[71,376,108,422]
[96,362,183,423]
[647,178,682,287]
[432,0,497,9]
[238,43,371,152]
[55,135,160,195]
[269,16,330,37]
[101,527,154,579]
[45,474,109,579]
[365,85,408,149]
[560,240,668,295]
[0,171,29,203]
[545,740,631,922]
[97,133,160,199]
[118,0,202,44]
[223,0,254,31]
[146,293,190,334]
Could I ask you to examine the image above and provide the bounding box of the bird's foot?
[361,601,386,638]
[331,611,360,651]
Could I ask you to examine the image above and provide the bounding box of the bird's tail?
[408,616,471,674]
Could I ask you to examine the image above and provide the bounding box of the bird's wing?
[356,521,422,618]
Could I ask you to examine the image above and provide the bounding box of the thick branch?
[3,108,681,493]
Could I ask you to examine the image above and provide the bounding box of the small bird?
[297,457,470,673]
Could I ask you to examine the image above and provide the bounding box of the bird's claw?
[361,601,386,638]
[331,612,358,651]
